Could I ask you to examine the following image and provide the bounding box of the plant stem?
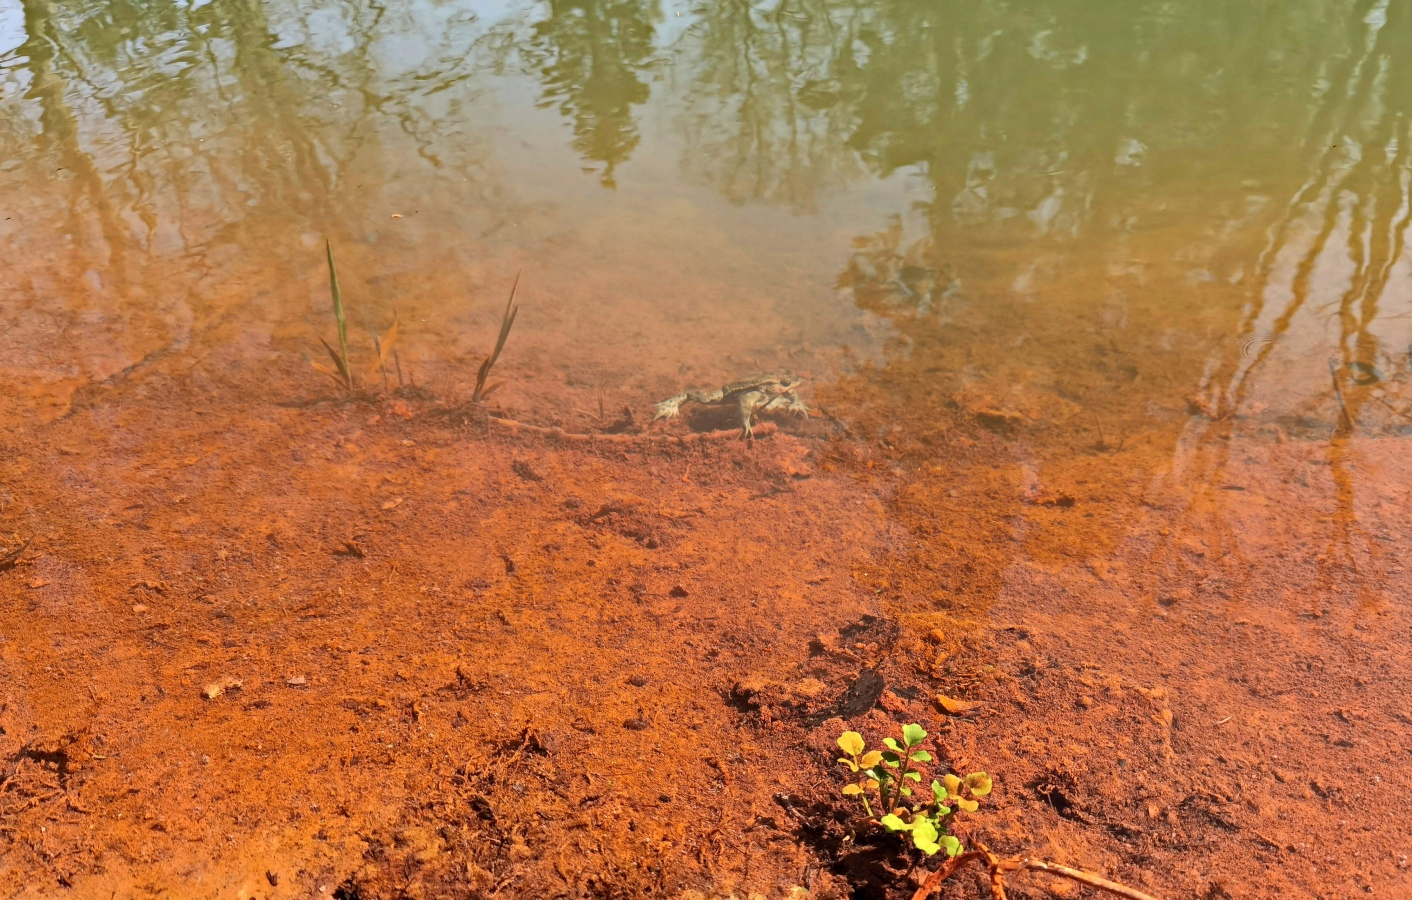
[887,750,914,812]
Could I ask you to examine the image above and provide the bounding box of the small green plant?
[312,242,400,394]
[314,240,354,392]
[471,272,520,403]
[837,724,992,857]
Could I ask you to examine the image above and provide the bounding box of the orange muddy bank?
[2,346,1410,900]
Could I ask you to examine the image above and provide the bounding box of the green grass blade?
[472,272,521,402]
[326,241,350,387]
[319,336,352,387]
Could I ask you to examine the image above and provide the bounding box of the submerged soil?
[2,286,1410,900]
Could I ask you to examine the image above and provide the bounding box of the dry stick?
[374,336,389,393]
[0,537,31,571]
[1328,357,1354,432]
[488,415,776,444]
[909,849,1163,900]
[909,852,987,900]
[999,857,1162,900]
[1091,411,1108,450]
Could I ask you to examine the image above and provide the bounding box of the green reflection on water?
[2,0,1409,391]
[526,0,661,188]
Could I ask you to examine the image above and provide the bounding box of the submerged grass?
[308,247,518,404]
[311,241,401,396]
[314,241,354,392]
[472,272,520,403]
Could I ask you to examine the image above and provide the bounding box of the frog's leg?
[736,390,767,440]
[783,391,810,416]
[760,392,810,417]
[653,394,689,421]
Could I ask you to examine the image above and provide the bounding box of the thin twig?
[0,537,32,571]
[488,416,776,444]
[910,851,987,900]
[1329,357,1354,432]
[1001,858,1161,900]
[374,336,388,393]
[1091,412,1109,451]
[910,847,1163,900]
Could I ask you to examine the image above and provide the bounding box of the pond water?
[1,0,1410,897]
[6,0,1409,432]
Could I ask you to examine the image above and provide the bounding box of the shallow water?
[2,0,1411,896]
[5,0,1408,609]
[5,0,1407,421]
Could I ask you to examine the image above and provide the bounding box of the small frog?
[653,372,808,440]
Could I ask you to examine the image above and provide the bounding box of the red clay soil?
[2,314,1411,900]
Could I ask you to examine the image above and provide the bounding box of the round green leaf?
[901,724,928,747]
[879,814,910,832]
[912,818,939,844]
[912,818,941,855]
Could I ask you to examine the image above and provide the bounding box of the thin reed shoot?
[313,241,354,392]
[472,272,520,402]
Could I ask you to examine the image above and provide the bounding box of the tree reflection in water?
[0,0,495,412]
[526,0,661,188]
[660,0,1412,600]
